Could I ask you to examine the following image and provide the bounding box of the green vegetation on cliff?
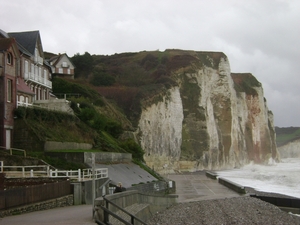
[275,127,300,147]
[13,49,270,169]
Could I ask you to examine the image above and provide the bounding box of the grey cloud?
[1,0,299,126]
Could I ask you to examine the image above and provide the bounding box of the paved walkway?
[0,205,95,225]
[168,171,243,202]
[0,172,242,224]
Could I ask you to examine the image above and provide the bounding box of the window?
[62,62,68,67]
[24,61,29,78]
[20,95,25,104]
[7,52,13,65]
[35,48,38,62]
[31,63,34,76]
[58,68,63,74]
[7,79,12,102]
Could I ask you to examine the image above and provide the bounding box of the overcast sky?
[1,0,299,127]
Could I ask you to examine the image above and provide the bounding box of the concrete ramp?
[87,163,157,188]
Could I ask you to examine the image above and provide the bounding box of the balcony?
[27,72,52,89]
[35,56,43,65]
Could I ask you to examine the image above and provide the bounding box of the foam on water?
[216,158,300,198]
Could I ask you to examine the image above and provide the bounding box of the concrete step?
[109,203,149,225]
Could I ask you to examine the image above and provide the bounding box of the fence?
[0,180,71,210]
[49,168,108,181]
[0,146,26,157]
[0,162,108,181]
[1,164,50,178]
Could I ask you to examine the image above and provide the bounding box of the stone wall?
[72,178,110,205]
[84,152,132,164]
[127,180,176,194]
[34,99,74,114]
[94,190,177,223]
[0,195,73,217]
[44,141,92,151]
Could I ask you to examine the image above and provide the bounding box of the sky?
[1,0,299,127]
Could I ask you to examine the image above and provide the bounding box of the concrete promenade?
[0,172,242,224]
[168,171,242,203]
[0,205,95,225]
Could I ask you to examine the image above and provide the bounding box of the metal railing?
[17,101,33,107]
[49,168,108,181]
[1,164,50,178]
[0,146,26,157]
[0,161,108,181]
[95,196,147,225]
[27,72,52,88]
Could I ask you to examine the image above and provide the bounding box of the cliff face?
[278,139,300,158]
[135,51,278,172]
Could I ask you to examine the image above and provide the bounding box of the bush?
[120,139,144,161]
[90,70,115,86]
[105,120,122,138]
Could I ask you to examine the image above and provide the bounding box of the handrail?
[2,165,50,177]
[0,146,26,157]
[97,205,132,225]
[1,164,108,181]
[50,168,108,181]
[102,196,148,225]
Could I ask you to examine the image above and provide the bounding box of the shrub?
[90,70,115,86]
[105,120,122,138]
[120,139,144,161]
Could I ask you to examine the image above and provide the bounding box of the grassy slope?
[275,127,300,147]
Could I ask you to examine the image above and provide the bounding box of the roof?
[0,29,9,38]
[0,38,16,51]
[17,78,35,95]
[8,30,40,55]
[48,53,76,68]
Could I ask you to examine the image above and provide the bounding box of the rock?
[135,51,278,172]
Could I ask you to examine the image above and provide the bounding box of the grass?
[27,151,88,170]
[275,127,300,146]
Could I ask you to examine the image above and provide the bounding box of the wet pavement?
[0,205,95,225]
[0,172,243,224]
[168,171,243,202]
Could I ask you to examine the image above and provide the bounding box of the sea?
[215,158,300,199]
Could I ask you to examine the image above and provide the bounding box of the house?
[8,30,52,103]
[0,37,20,149]
[0,29,53,149]
[48,53,75,79]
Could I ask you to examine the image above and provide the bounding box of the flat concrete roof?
[88,162,158,188]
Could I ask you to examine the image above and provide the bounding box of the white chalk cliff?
[135,51,278,173]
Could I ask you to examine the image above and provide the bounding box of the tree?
[72,52,94,78]
[90,69,115,86]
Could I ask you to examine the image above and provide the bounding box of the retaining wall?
[218,177,246,194]
[94,190,177,223]
[0,195,73,217]
[127,180,176,194]
[84,152,132,164]
[0,180,72,210]
[45,141,92,151]
[72,178,110,205]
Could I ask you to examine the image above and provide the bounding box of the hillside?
[275,127,300,147]
[64,50,278,171]
[12,49,280,172]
